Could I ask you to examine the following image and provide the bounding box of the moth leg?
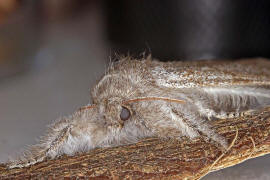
[194,101,259,120]
[192,99,231,120]
[45,125,71,158]
[240,109,258,116]
[210,109,258,120]
[198,127,239,179]
[8,124,71,169]
[195,117,228,149]
[171,106,228,149]
[170,108,200,139]
[194,100,242,120]
[214,111,240,119]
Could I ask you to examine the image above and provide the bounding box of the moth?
[8,56,270,168]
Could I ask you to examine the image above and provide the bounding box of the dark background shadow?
[105,0,270,61]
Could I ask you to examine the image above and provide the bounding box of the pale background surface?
[0,1,269,180]
[0,4,108,163]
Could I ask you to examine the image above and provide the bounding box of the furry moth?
[8,56,270,168]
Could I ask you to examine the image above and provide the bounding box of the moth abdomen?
[191,86,270,120]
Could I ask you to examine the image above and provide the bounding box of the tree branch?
[1,107,270,179]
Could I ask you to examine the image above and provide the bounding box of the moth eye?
[120,107,131,121]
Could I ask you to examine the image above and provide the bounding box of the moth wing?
[149,58,270,119]
[150,58,270,89]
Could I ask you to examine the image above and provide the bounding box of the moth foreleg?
[8,124,71,168]
[170,105,228,149]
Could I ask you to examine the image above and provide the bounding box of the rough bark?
[1,107,270,179]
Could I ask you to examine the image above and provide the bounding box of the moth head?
[89,64,146,130]
[97,98,134,128]
[77,96,151,149]
[80,96,185,137]
[79,96,138,131]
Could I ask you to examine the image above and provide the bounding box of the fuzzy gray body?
[8,57,270,168]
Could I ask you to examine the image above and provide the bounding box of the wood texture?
[1,107,270,179]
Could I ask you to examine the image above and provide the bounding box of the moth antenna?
[79,105,96,112]
[123,97,186,105]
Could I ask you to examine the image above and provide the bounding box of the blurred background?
[0,0,269,179]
